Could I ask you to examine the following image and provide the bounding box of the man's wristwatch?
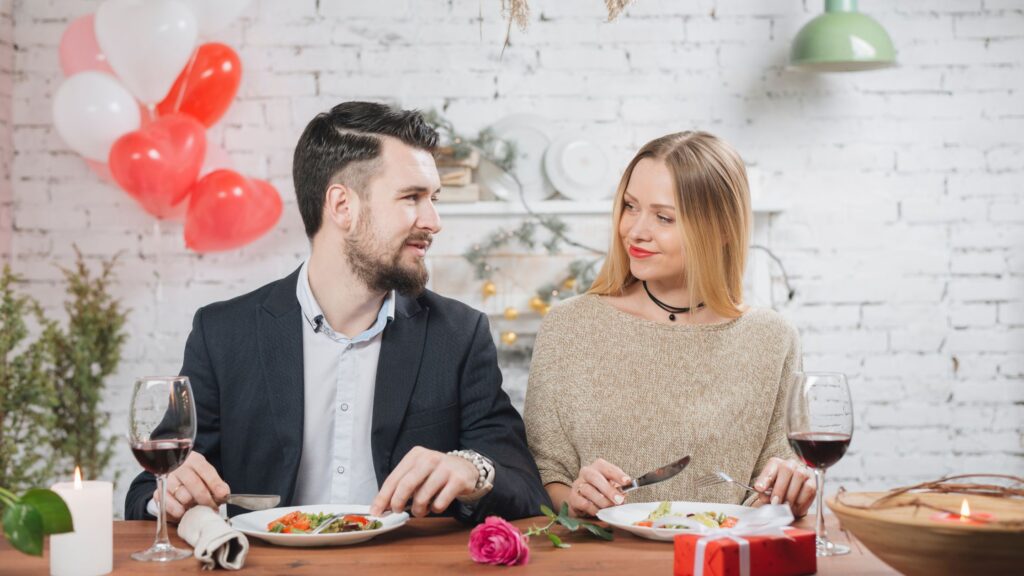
[448,449,494,503]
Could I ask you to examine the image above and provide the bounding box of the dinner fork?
[694,471,772,497]
[309,512,347,535]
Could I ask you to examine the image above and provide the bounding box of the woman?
[524,131,814,518]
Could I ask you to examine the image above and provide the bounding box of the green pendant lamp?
[791,0,896,72]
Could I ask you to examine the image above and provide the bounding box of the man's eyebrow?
[395,186,436,194]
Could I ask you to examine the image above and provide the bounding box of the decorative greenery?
[0,267,61,493]
[0,486,73,556]
[49,249,127,482]
[0,251,126,556]
[422,110,517,173]
[524,502,613,548]
[500,1,636,50]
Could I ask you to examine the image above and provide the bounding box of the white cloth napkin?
[177,506,250,571]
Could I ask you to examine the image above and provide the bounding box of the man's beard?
[346,216,431,296]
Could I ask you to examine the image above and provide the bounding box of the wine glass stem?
[154,474,172,548]
[814,467,828,547]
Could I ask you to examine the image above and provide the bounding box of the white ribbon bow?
[654,505,795,576]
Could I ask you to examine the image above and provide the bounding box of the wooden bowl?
[827,491,1024,576]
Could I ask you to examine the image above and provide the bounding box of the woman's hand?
[568,458,630,517]
[750,457,815,517]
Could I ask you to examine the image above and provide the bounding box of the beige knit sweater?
[524,294,802,506]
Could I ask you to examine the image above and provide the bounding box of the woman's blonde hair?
[589,131,751,319]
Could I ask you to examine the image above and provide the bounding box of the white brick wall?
[0,0,11,257]
[4,0,1022,514]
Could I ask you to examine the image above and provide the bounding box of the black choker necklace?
[642,281,704,321]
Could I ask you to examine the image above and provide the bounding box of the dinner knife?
[621,456,691,493]
[225,494,280,510]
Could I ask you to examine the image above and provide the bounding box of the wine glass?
[786,371,854,557]
[128,376,196,562]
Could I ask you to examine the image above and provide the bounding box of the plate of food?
[597,501,750,542]
[230,505,409,547]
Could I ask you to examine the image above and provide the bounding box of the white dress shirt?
[291,260,394,506]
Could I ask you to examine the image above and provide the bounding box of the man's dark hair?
[292,101,439,237]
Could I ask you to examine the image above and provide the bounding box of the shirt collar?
[296,260,395,343]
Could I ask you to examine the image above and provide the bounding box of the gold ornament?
[540,304,551,316]
[528,296,546,312]
[562,277,576,291]
[500,331,518,345]
[482,280,497,299]
[503,307,519,320]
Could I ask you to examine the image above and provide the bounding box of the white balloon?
[179,0,252,36]
[95,0,198,104]
[52,72,141,161]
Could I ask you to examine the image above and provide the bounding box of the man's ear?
[324,183,360,233]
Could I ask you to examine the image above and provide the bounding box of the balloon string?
[173,47,200,114]
[154,219,163,303]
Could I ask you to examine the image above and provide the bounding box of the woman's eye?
[623,202,636,211]
[658,214,674,224]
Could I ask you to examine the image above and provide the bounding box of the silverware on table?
[621,455,692,493]
[225,493,280,510]
[694,471,772,496]
[309,512,347,535]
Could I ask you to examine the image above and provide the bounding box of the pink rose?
[468,516,530,566]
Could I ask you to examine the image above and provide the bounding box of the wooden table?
[1,514,896,575]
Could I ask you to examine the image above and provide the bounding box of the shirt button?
[337,466,345,475]
[340,403,349,412]
[346,343,353,350]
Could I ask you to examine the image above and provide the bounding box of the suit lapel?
[371,293,428,485]
[257,267,304,501]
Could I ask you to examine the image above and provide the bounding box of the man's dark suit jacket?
[125,267,549,522]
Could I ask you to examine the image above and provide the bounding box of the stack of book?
[436,147,481,203]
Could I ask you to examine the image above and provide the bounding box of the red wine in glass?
[787,432,851,469]
[786,372,853,557]
[130,439,193,476]
[128,376,196,562]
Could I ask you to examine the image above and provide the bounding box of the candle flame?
[960,498,970,521]
[73,466,83,489]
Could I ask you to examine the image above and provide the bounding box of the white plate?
[544,134,614,201]
[475,156,519,201]
[597,501,753,542]
[231,504,409,547]
[488,114,555,202]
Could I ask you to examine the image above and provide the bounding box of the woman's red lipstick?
[628,246,656,259]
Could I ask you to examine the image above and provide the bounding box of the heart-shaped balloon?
[95,0,198,104]
[108,114,206,219]
[157,43,241,127]
[185,170,282,253]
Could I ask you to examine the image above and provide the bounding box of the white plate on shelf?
[488,114,556,202]
[544,134,614,201]
[475,156,519,201]
[231,504,409,547]
[597,501,753,542]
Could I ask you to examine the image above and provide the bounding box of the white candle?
[49,467,112,576]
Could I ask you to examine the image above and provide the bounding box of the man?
[125,102,549,523]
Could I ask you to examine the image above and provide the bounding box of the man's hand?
[154,452,230,522]
[369,446,478,518]
[750,457,815,518]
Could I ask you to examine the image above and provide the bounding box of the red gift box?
[674,528,817,576]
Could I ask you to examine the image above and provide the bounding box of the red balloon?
[157,43,241,127]
[185,170,282,253]
[108,114,206,219]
